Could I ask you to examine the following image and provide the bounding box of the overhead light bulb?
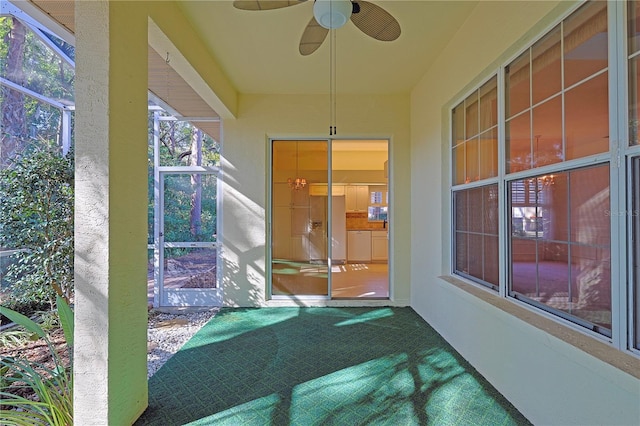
[313,0,352,30]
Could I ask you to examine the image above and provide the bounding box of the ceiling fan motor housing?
[313,0,353,29]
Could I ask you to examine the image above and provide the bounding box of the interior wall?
[222,93,410,306]
[410,1,640,425]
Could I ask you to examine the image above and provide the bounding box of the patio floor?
[135,307,530,425]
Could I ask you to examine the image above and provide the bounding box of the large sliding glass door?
[271,140,329,296]
[270,139,390,299]
[331,140,389,298]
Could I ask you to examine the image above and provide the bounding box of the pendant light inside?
[313,0,352,29]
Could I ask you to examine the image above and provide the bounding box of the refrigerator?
[331,196,347,262]
[309,195,346,263]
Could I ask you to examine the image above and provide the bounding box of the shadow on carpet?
[135,307,530,425]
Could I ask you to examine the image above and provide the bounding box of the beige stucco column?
[74,1,149,424]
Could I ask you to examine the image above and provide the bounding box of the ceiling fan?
[233,0,401,56]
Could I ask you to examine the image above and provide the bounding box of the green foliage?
[162,174,217,243]
[0,144,74,306]
[0,295,73,425]
[0,329,32,348]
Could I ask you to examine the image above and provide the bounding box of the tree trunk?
[190,129,203,238]
[1,18,28,167]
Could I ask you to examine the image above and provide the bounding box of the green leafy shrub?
[0,145,74,310]
[0,295,74,425]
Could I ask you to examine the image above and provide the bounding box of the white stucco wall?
[410,1,640,425]
[221,93,411,307]
[74,2,149,424]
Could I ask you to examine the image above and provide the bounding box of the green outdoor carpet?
[135,307,530,426]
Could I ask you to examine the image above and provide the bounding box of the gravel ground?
[147,308,219,377]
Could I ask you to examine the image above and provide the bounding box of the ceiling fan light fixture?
[313,0,352,29]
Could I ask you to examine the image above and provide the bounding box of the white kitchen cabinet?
[371,231,388,261]
[345,185,369,212]
[309,184,346,196]
[347,230,371,262]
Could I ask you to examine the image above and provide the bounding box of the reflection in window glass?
[532,25,562,105]
[506,50,530,118]
[565,73,609,159]
[509,165,611,335]
[532,96,563,167]
[452,144,466,185]
[480,77,498,132]
[465,92,479,139]
[453,185,499,289]
[271,141,329,297]
[506,112,531,173]
[479,128,498,179]
[465,137,479,183]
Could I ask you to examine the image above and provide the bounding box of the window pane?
[506,113,531,173]
[632,157,640,349]
[511,238,537,294]
[629,56,640,146]
[468,234,484,278]
[484,235,499,286]
[453,184,499,289]
[545,173,569,242]
[563,1,608,88]
[506,50,530,118]
[570,244,611,330]
[569,165,610,246]
[565,73,609,159]
[532,25,562,105]
[538,242,569,299]
[480,76,498,132]
[452,102,465,147]
[272,140,329,297]
[631,0,640,146]
[452,144,465,185]
[532,96,563,167]
[454,190,468,232]
[468,186,483,233]
[465,93,479,139]
[628,0,640,55]
[479,128,498,179]
[509,165,611,335]
[455,231,468,274]
[465,137,479,183]
[483,185,499,234]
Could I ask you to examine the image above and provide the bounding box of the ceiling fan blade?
[233,0,307,11]
[299,16,329,56]
[350,0,401,42]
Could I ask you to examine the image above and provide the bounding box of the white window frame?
[449,0,640,356]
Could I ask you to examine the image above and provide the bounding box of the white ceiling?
[178,1,479,95]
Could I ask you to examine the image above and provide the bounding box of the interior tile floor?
[271,261,389,298]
